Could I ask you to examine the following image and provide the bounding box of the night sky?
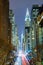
[9,0,43,39]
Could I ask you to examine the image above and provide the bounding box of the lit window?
[41,16,43,19]
[32,37,35,40]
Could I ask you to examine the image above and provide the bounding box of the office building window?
[28,44,30,50]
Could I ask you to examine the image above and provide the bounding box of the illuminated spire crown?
[25,8,31,21]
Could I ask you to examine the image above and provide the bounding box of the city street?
[0,0,43,65]
[14,56,22,65]
[13,50,30,65]
[22,54,30,65]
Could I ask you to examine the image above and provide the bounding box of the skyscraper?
[24,8,32,52]
[31,4,43,61]
[0,0,12,65]
[37,7,43,61]
[9,10,19,52]
[31,4,43,49]
[31,4,39,49]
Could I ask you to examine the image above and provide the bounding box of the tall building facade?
[24,8,32,52]
[0,0,12,65]
[0,0,11,45]
[31,4,43,61]
[31,5,39,49]
[9,10,19,52]
[37,9,43,61]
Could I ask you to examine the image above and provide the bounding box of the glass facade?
[25,8,32,52]
[9,10,19,52]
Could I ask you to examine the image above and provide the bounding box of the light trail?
[22,53,30,65]
[13,32,31,65]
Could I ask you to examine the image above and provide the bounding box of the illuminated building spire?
[25,8,31,21]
